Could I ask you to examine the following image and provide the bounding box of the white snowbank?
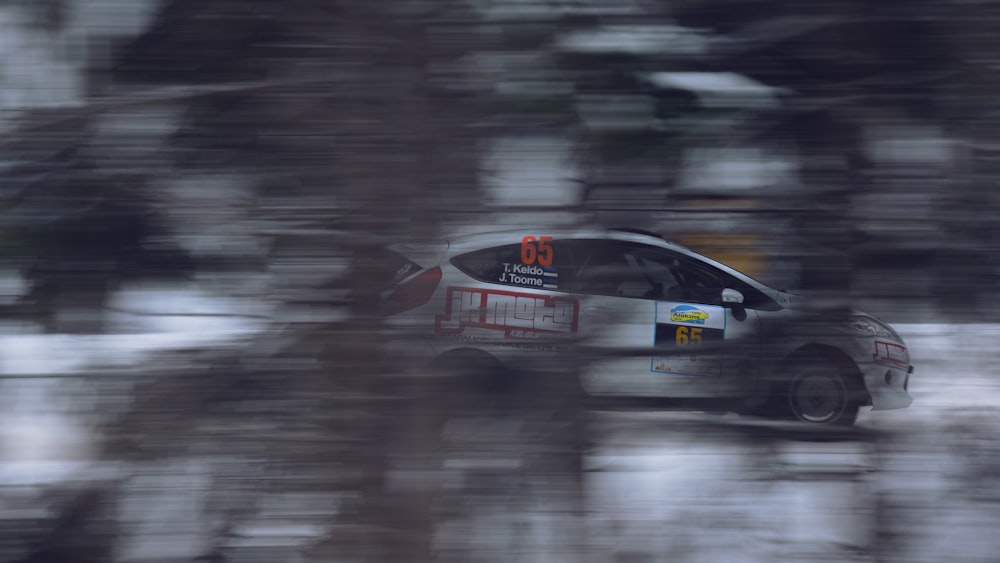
[0,284,269,475]
[0,284,269,377]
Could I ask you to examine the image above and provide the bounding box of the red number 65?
[521,235,553,266]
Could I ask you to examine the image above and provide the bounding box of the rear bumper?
[860,361,914,411]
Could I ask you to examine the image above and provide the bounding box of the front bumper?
[860,361,914,411]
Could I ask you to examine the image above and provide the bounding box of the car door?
[442,237,581,371]
[561,240,761,400]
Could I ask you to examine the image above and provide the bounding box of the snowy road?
[0,300,995,562]
[580,323,1000,563]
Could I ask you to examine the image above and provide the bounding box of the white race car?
[381,228,913,425]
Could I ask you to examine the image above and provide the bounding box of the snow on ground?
[586,322,1000,562]
[0,291,994,562]
[875,323,1000,415]
[0,283,268,480]
[0,283,268,377]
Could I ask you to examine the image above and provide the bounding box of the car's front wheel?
[784,361,860,426]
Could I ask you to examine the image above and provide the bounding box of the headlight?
[845,316,897,338]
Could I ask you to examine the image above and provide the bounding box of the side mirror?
[721,288,744,306]
[721,288,747,321]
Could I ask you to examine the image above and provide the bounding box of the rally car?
[380,228,913,425]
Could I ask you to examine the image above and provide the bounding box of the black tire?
[784,360,860,426]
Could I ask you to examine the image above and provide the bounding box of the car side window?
[560,240,779,309]
[559,241,675,299]
[451,244,519,283]
[635,246,778,308]
[661,256,726,304]
[618,244,723,303]
[453,239,780,310]
[570,246,642,296]
[451,242,567,290]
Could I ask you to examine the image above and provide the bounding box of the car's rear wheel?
[785,361,860,426]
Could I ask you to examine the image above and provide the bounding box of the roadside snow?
[587,322,1000,562]
[0,284,268,377]
[871,323,1000,420]
[0,303,991,562]
[0,283,269,485]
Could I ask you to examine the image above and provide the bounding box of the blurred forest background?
[0,0,998,561]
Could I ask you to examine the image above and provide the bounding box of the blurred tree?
[6,0,996,559]
[111,0,495,560]
[671,0,1000,315]
[530,0,974,309]
[0,117,194,332]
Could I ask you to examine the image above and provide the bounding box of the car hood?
[769,289,860,312]
[767,290,901,333]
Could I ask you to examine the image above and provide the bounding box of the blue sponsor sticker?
[669,305,709,325]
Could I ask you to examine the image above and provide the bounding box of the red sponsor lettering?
[435,287,578,336]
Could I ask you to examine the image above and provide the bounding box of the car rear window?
[451,244,522,284]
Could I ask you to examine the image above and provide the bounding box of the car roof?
[443,227,684,253]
